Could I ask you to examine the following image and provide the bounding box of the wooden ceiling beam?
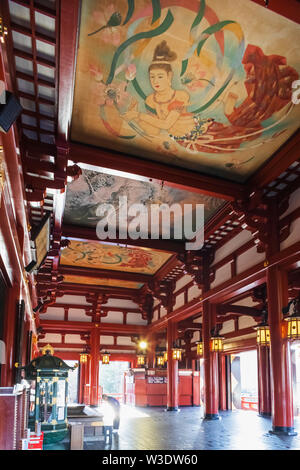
[250,0,300,23]
[40,320,147,335]
[58,264,151,283]
[69,142,245,201]
[38,343,137,351]
[61,224,186,253]
[57,0,80,143]
[248,131,300,191]
[56,283,141,298]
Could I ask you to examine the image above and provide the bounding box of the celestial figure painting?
[71,0,300,182]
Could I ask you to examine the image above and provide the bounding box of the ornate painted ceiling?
[63,168,225,233]
[71,0,300,183]
[60,239,173,275]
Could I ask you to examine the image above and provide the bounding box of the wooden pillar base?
[203,413,220,420]
[269,426,297,436]
[166,407,180,412]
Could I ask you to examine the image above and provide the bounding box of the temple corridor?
[45,406,300,451]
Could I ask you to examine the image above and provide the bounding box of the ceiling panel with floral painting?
[60,239,173,275]
[71,0,300,183]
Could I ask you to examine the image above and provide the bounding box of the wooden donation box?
[124,369,200,407]
[0,382,30,450]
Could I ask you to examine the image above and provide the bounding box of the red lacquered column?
[257,345,271,416]
[90,327,100,406]
[167,320,179,411]
[267,266,295,435]
[1,284,20,386]
[203,300,219,419]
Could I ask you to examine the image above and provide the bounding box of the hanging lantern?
[210,336,224,352]
[196,341,203,356]
[102,351,110,365]
[137,354,146,366]
[283,297,300,340]
[80,354,88,364]
[172,343,183,361]
[156,355,165,367]
[163,351,168,363]
[285,316,300,340]
[254,324,270,346]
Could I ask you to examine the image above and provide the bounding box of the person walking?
[102,395,120,432]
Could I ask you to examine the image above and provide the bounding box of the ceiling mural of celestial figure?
[71,0,300,182]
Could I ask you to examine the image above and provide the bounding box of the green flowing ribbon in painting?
[180,0,206,77]
[123,0,135,25]
[196,20,236,56]
[151,0,161,24]
[106,9,174,85]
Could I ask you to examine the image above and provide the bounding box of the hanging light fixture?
[210,335,224,352]
[254,306,270,346]
[255,324,270,346]
[283,296,300,340]
[80,353,88,364]
[137,353,146,366]
[156,355,165,367]
[172,341,183,361]
[196,341,203,356]
[102,351,111,365]
[163,351,168,363]
[138,340,148,351]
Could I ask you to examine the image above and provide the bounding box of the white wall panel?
[126,312,147,325]
[100,335,114,345]
[237,246,265,274]
[280,188,300,219]
[219,320,235,335]
[188,284,202,302]
[213,230,252,265]
[238,315,257,329]
[210,263,232,289]
[280,218,300,250]
[68,308,91,322]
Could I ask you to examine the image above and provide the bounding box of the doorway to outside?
[231,350,258,412]
[292,342,300,417]
[99,361,130,403]
[65,360,79,404]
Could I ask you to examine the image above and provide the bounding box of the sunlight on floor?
[120,405,150,419]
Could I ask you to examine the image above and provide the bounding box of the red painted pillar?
[167,320,179,411]
[257,345,271,416]
[1,284,20,386]
[219,354,227,411]
[203,300,219,419]
[267,266,295,435]
[90,327,100,406]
